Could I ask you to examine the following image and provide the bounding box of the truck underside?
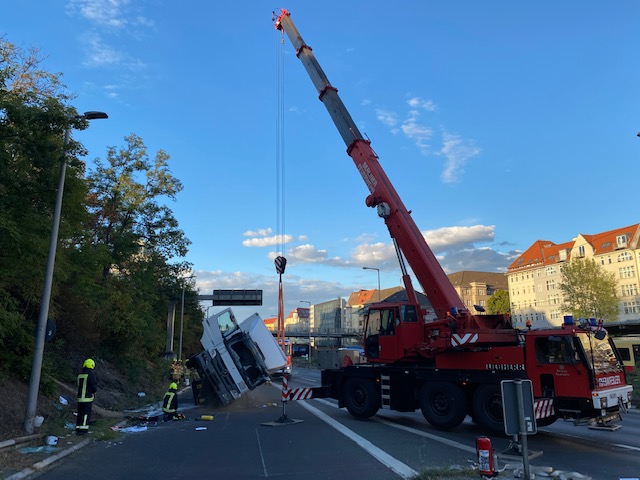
[322,361,631,432]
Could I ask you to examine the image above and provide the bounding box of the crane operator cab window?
[380,309,396,336]
[401,305,418,323]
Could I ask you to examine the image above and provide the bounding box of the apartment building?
[507,223,640,328]
[447,271,508,314]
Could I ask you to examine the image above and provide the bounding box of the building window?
[617,235,628,249]
[621,284,639,297]
[623,300,640,314]
[618,252,633,262]
[549,295,560,305]
[545,267,556,276]
[477,288,486,296]
[620,266,636,279]
[577,245,585,257]
[546,280,556,291]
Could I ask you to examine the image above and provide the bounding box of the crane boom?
[275,9,465,319]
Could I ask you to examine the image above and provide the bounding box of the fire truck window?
[535,337,577,364]
[401,305,418,323]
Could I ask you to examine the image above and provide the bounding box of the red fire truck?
[274,9,633,432]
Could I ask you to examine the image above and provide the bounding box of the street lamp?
[178,274,196,362]
[23,111,108,433]
[300,300,311,363]
[362,266,381,302]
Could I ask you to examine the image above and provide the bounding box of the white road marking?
[297,400,418,479]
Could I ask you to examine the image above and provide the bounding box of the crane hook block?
[377,203,391,219]
[275,256,287,275]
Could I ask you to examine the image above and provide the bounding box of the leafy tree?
[487,290,510,315]
[560,258,619,322]
[0,38,86,373]
[84,133,190,278]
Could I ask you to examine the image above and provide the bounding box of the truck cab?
[187,308,287,406]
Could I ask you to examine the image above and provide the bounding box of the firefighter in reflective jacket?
[162,382,181,421]
[76,358,97,435]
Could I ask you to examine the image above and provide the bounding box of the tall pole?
[23,111,108,433]
[178,274,195,362]
[363,267,381,302]
[300,300,311,364]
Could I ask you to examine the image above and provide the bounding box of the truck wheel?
[472,384,504,433]
[344,377,379,418]
[419,382,467,430]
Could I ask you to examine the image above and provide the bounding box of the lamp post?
[362,266,381,302]
[23,111,108,433]
[178,274,196,362]
[300,300,311,363]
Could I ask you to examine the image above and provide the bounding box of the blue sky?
[4,1,639,320]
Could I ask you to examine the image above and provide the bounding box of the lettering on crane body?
[485,363,526,371]
[357,162,377,193]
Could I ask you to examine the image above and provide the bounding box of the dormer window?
[559,250,567,261]
[616,235,628,249]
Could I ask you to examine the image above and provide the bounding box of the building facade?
[447,271,508,314]
[507,223,640,328]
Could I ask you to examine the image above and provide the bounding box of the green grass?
[410,466,478,480]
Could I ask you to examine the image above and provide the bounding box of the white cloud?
[243,228,273,237]
[407,97,437,112]
[81,34,123,67]
[423,225,494,253]
[67,0,130,28]
[438,132,481,184]
[242,234,293,248]
[375,109,398,128]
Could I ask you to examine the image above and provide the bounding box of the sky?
[3,1,639,321]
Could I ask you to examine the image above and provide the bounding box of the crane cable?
[274,23,287,363]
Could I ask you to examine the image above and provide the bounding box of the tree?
[559,258,619,322]
[0,38,85,372]
[84,133,190,277]
[487,290,510,315]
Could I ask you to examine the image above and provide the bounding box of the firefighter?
[76,358,97,435]
[162,382,182,421]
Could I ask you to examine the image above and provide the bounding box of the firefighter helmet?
[169,382,178,390]
[83,358,95,369]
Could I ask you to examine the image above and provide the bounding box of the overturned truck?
[186,308,287,406]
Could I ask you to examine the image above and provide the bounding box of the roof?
[447,271,508,290]
[346,286,404,306]
[507,224,640,272]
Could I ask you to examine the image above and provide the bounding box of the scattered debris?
[45,436,58,446]
[111,425,148,433]
[19,445,58,454]
[195,427,207,431]
[58,396,68,405]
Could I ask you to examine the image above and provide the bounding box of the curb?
[5,439,91,480]
[0,435,42,450]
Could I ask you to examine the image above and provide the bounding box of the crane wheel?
[419,382,467,430]
[344,377,380,419]
[472,384,504,433]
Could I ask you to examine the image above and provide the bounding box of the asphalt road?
[34,368,640,480]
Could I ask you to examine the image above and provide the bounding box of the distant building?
[507,223,640,328]
[345,287,404,331]
[447,271,508,314]
[314,297,346,347]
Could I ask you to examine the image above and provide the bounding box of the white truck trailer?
[186,308,287,406]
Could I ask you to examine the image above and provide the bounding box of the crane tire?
[472,384,504,433]
[419,382,467,430]
[344,377,380,419]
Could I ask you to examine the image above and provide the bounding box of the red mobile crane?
[274,9,632,431]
